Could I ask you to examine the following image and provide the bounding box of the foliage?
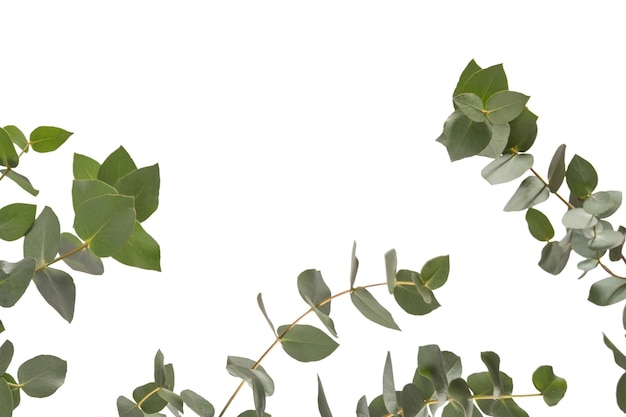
[9,59,626,417]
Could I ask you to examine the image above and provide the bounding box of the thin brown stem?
[529,167,574,209]
[35,241,90,271]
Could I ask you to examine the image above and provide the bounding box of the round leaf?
[277,324,338,362]
[588,277,626,306]
[485,91,529,124]
[437,110,492,161]
[17,355,67,398]
[547,144,566,192]
[562,208,598,229]
[566,154,597,199]
[481,153,534,185]
[525,208,554,241]
[532,365,567,406]
[0,203,36,241]
[420,255,450,290]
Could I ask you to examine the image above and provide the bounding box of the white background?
[1,1,626,416]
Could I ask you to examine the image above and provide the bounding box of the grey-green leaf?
[17,355,67,398]
[481,352,503,398]
[420,255,450,290]
[23,206,60,266]
[181,389,215,417]
[583,191,622,218]
[588,277,626,306]
[604,334,626,371]
[532,365,567,406]
[350,241,359,288]
[0,340,14,375]
[297,269,331,315]
[33,268,75,322]
[383,352,398,415]
[98,146,137,186]
[384,249,397,294]
[453,93,486,122]
[59,232,104,275]
[562,208,598,229]
[589,230,625,251]
[117,396,144,417]
[481,153,534,185]
[0,258,36,308]
[0,378,12,417]
[566,154,598,199]
[485,91,529,124]
[350,287,400,330]
[2,170,39,196]
[417,345,448,402]
[257,293,276,335]
[112,221,161,271]
[538,240,571,275]
[317,375,334,417]
[0,128,19,168]
[0,203,36,241]
[437,110,492,161]
[277,324,339,362]
[547,144,566,193]
[504,176,549,212]
[114,164,160,222]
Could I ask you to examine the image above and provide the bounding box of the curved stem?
[35,241,90,271]
[599,259,626,280]
[529,167,574,209]
[217,282,388,417]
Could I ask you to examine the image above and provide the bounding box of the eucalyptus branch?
[529,167,574,209]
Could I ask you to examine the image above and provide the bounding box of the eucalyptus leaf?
[394,270,440,315]
[2,170,39,196]
[417,345,448,403]
[401,383,425,417]
[477,123,510,158]
[481,153,534,185]
[532,365,566,406]
[481,352,503,398]
[306,297,338,338]
[23,206,60,266]
[453,93,486,122]
[2,373,19,409]
[277,324,338,362]
[525,208,554,241]
[443,351,463,382]
[18,355,67,398]
[447,378,474,417]
[461,64,508,103]
[384,249,397,294]
[0,378,12,417]
[59,232,104,275]
[604,334,626,371]
[566,154,598,199]
[133,382,167,413]
[297,269,331,315]
[356,396,371,417]
[98,146,137,186]
[485,91,529,124]
[257,293,276,335]
[588,277,626,306]
[547,144,566,193]
[114,164,160,222]
[583,191,622,218]
[181,389,215,417]
[506,107,538,152]
[71,179,119,211]
[317,375,334,417]
[154,350,166,387]
[74,194,136,257]
[33,268,75,322]
[562,208,598,229]
[0,258,36,307]
[157,388,183,413]
[617,373,626,413]
[112,221,161,271]
[570,229,603,259]
[0,341,14,375]
[588,230,624,251]
[4,125,27,150]
[453,60,482,97]
[225,356,274,395]
[0,203,36,241]
[420,255,450,290]
[350,287,400,330]
[73,153,101,180]
[503,176,549,212]
[610,226,626,261]
[350,241,359,288]
[383,352,398,415]
[29,126,72,153]
[538,240,570,275]
[437,110,492,161]
[0,128,19,168]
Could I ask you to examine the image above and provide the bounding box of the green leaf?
[453,60,482,98]
[589,230,625,251]
[33,268,75,322]
[467,371,514,415]
[367,392,405,417]
[237,412,271,417]
[23,206,60,266]
[490,399,529,417]
[0,378,12,417]
[350,241,359,288]
[481,153,534,185]
[307,299,338,338]
[73,153,101,180]
[356,395,371,417]
[18,355,66,398]
[0,128,19,168]
[394,270,440,315]
[417,345,448,403]
[384,249,397,294]
[133,382,167,413]
[446,378,473,417]
[157,388,183,412]
[421,255,450,290]
[117,396,144,417]
[477,123,510,158]
[72,179,119,211]
[317,375,334,417]
[181,389,215,417]
[504,176,549,212]
[225,356,274,396]
[437,110,492,161]
[610,226,626,261]
[2,170,39,196]
[401,383,425,417]
[297,269,331,315]
[485,91,529,124]
[525,208,554,241]
[154,350,166,387]
[98,146,137,186]
[443,351,463,382]
[570,229,602,259]
[350,287,400,330]
[583,191,622,218]
[617,373,626,413]
[0,203,35,241]
[506,107,538,152]
[538,240,571,275]
[257,293,276,335]
[29,126,72,153]
[2,373,19,409]
[461,64,508,103]
[4,125,28,151]
[453,93,486,122]
[602,333,626,370]
[0,341,14,375]
[74,194,136,257]
[383,352,398,415]
[566,155,597,199]
[532,365,566,406]
[163,363,174,391]
[59,232,104,275]
[589,277,626,306]
[114,164,160,222]
[0,258,36,307]
[562,208,598,229]
[277,324,338,362]
[481,352,503,398]
[0,321,3,333]
[112,221,161,271]
[547,144,566,193]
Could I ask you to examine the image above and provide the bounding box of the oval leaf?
[181,389,215,417]
[0,203,36,241]
[504,176,549,212]
[485,91,529,124]
[29,126,72,153]
[33,268,76,322]
[317,375,334,417]
[566,154,598,199]
[277,324,338,362]
[532,365,567,406]
[23,206,60,266]
[394,270,440,315]
[481,153,534,185]
[133,382,166,414]
[117,396,145,417]
[588,277,626,306]
[583,191,622,218]
[297,269,331,315]
[548,144,566,193]
[114,164,160,222]
[453,93,486,122]
[0,128,19,168]
[59,232,104,275]
[0,340,14,375]
[421,255,450,290]
[0,258,36,308]
[437,110,492,161]
[506,107,538,152]
[589,230,625,251]
[562,208,598,229]
[350,287,400,331]
[17,355,67,398]
[525,208,554,241]
[112,221,161,271]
